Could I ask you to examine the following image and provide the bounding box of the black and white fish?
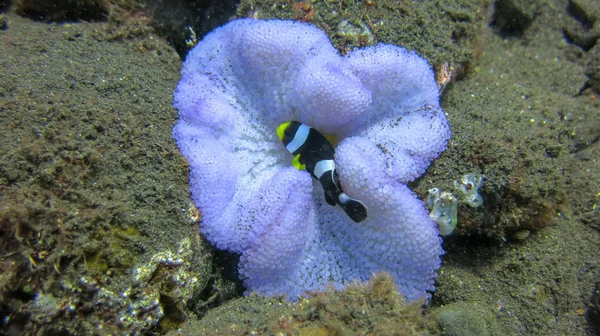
[277,121,368,223]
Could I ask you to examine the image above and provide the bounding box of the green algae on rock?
[434,301,499,336]
[169,273,437,336]
[0,12,214,334]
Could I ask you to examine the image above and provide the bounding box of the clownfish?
[277,121,368,223]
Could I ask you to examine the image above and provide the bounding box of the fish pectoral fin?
[292,154,306,170]
[338,193,368,223]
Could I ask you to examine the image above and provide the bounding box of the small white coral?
[427,188,458,236]
[454,173,484,208]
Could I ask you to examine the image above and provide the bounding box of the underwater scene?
[0,0,599,335]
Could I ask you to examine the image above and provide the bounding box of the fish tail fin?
[338,193,368,223]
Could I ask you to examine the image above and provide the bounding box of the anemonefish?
[277,121,368,223]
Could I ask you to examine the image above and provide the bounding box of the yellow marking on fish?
[324,133,338,147]
[277,121,291,140]
[292,154,306,170]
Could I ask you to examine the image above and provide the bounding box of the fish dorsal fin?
[276,121,292,141]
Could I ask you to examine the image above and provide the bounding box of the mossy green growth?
[85,251,109,274]
[0,11,202,335]
[434,302,499,336]
[84,225,142,275]
[170,273,438,335]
